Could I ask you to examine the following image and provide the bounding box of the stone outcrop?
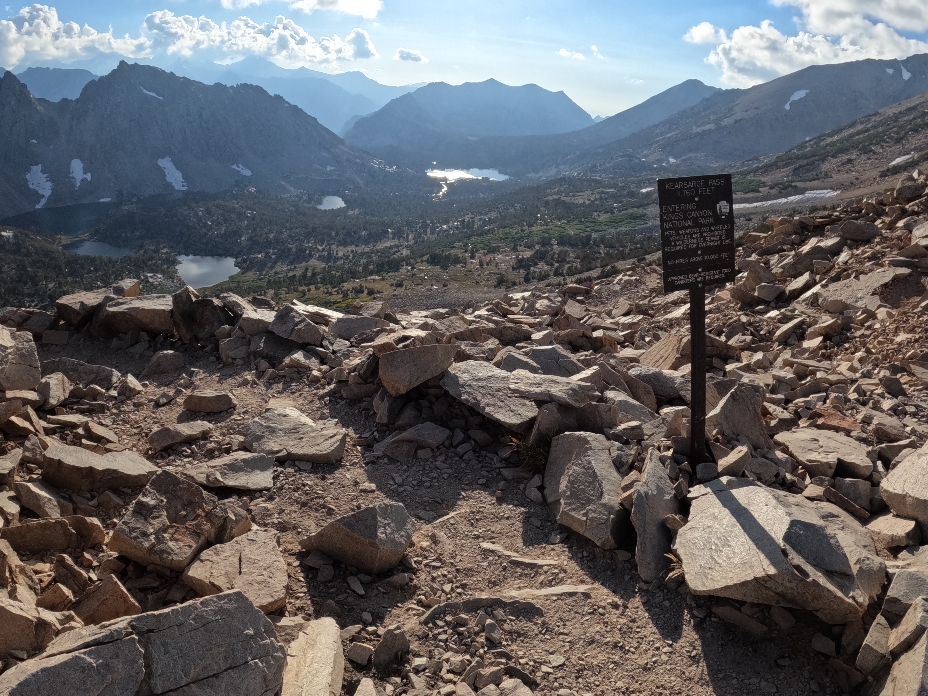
[631,449,679,582]
[441,361,538,433]
[241,407,347,464]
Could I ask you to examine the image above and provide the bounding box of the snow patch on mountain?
[157,157,187,191]
[70,159,91,188]
[784,90,809,110]
[26,165,52,208]
[232,164,252,176]
[141,86,163,100]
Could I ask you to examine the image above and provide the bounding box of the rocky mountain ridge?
[0,62,402,219]
[2,169,928,693]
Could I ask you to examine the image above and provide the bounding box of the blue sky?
[3,0,928,117]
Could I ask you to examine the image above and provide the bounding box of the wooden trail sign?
[657,174,736,465]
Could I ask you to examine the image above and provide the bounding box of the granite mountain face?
[0,62,394,219]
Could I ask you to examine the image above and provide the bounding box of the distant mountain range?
[0,62,405,218]
[15,57,420,134]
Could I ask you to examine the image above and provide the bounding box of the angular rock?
[775,429,873,479]
[301,502,414,575]
[330,315,386,341]
[858,614,892,676]
[816,267,909,314]
[55,278,140,325]
[35,583,73,612]
[40,357,120,390]
[140,350,185,379]
[391,422,451,450]
[220,293,275,335]
[148,420,213,452]
[631,449,680,582]
[241,407,347,464]
[183,390,238,413]
[889,597,928,658]
[441,361,538,434]
[282,617,344,696]
[602,389,658,423]
[877,630,928,694]
[268,305,325,346]
[508,369,597,408]
[0,598,75,657]
[184,451,274,491]
[36,373,71,410]
[676,478,886,624]
[706,383,772,450]
[0,540,41,606]
[41,444,157,491]
[882,442,928,536]
[378,343,455,396]
[372,626,409,670]
[182,530,287,613]
[627,365,680,400]
[70,575,141,625]
[0,590,285,696]
[172,286,232,344]
[92,294,174,338]
[523,345,584,377]
[14,481,72,519]
[835,219,880,242]
[544,432,624,549]
[0,327,40,391]
[108,470,230,571]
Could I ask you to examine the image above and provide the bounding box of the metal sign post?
[657,174,736,465]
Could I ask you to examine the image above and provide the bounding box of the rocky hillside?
[343,79,594,166]
[569,54,928,178]
[0,62,402,219]
[1,170,928,694]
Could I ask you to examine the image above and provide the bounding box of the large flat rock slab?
[281,618,344,696]
[91,295,174,338]
[183,452,274,491]
[241,407,346,464]
[441,361,538,433]
[301,502,414,575]
[675,478,886,624]
[378,343,455,396]
[41,444,157,492]
[816,267,910,313]
[0,591,285,696]
[775,429,873,478]
[108,471,228,571]
[509,369,597,408]
[182,530,287,613]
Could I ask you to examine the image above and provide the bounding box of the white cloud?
[287,0,382,20]
[557,48,584,60]
[0,4,150,69]
[591,44,606,60]
[686,0,928,86]
[394,47,426,62]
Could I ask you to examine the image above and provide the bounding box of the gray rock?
[268,305,324,346]
[372,626,410,670]
[378,344,455,396]
[627,365,680,400]
[281,617,344,696]
[834,219,880,242]
[13,481,72,519]
[40,358,120,390]
[882,442,928,536]
[330,315,386,341]
[41,444,157,492]
[184,452,274,491]
[775,429,873,479]
[441,362,538,433]
[876,630,928,695]
[249,332,302,362]
[602,389,658,423]
[54,278,139,326]
[0,327,40,391]
[0,590,285,696]
[140,350,185,379]
[391,422,451,449]
[508,370,597,408]
[675,478,886,624]
[544,432,624,549]
[172,286,233,344]
[706,383,772,450]
[883,558,928,622]
[37,373,71,410]
[182,530,288,613]
[857,614,892,675]
[866,513,921,551]
[92,295,174,338]
[816,267,909,314]
[241,407,347,464]
[148,420,213,452]
[631,449,680,582]
[183,390,238,413]
[523,346,585,377]
[889,597,928,658]
[301,502,414,575]
[108,471,232,571]
[70,574,141,625]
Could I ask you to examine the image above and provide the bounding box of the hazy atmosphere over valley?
[4,2,928,696]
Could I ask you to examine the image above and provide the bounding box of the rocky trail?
[4,172,928,695]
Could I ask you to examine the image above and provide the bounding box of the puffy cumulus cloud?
[557,48,584,60]
[394,47,426,62]
[288,0,382,19]
[0,4,150,69]
[141,11,377,64]
[686,0,928,87]
[591,44,606,60]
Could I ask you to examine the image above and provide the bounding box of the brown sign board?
[658,174,736,293]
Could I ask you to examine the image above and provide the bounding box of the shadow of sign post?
[658,174,736,465]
